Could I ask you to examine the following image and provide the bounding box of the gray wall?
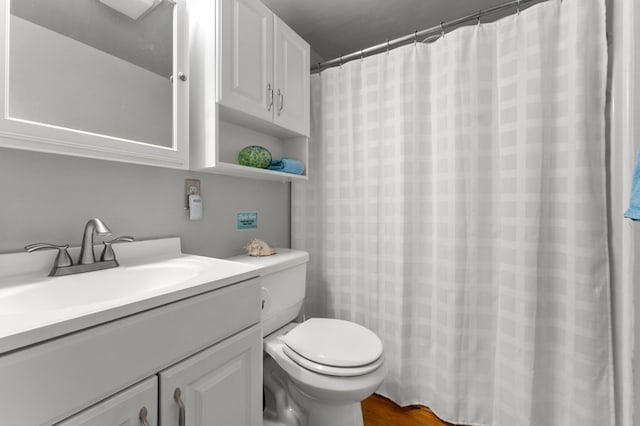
[0,147,291,258]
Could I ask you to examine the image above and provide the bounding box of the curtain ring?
[414,30,418,46]
[360,49,364,61]
[317,62,321,73]
[440,21,445,38]
[517,0,521,15]
[339,56,343,68]
[386,39,390,54]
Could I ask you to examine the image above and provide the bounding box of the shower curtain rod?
[312,0,544,73]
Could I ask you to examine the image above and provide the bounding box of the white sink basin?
[0,260,201,315]
[0,238,261,354]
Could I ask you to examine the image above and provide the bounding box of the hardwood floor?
[362,394,459,426]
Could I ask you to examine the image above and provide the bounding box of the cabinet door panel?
[220,0,273,121]
[273,16,310,136]
[57,377,157,426]
[159,324,262,426]
[0,0,189,169]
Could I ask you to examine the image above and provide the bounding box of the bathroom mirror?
[0,0,188,168]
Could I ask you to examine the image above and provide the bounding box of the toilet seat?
[264,328,388,405]
[283,345,384,377]
[281,318,384,377]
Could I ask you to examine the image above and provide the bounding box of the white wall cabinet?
[272,15,310,136]
[189,0,310,181]
[219,0,273,123]
[0,0,190,169]
[220,0,310,137]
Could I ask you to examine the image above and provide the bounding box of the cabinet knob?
[178,72,187,82]
[139,406,150,426]
[174,387,186,426]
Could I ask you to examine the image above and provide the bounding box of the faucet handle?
[100,236,135,262]
[24,243,73,268]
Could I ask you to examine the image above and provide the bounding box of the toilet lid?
[282,318,383,368]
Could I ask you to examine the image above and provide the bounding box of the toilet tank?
[229,249,309,336]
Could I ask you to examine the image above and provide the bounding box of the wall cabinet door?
[273,16,310,136]
[159,325,263,426]
[220,0,273,122]
[0,0,189,169]
[218,0,309,137]
[57,377,157,426]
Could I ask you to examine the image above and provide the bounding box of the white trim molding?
[610,0,638,424]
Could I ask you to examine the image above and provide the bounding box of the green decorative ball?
[238,145,272,168]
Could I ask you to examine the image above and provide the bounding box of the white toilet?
[230,249,387,426]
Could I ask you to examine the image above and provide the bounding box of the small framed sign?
[237,212,258,229]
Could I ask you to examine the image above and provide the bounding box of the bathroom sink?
[0,260,201,315]
[0,238,261,354]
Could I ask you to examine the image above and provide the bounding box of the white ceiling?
[262,0,547,64]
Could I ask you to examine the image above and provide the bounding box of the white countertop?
[0,238,262,354]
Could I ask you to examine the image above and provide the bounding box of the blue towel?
[625,148,640,220]
[268,159,305,175]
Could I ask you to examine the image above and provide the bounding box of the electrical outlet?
[185,179,201,209]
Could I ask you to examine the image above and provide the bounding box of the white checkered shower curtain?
[292,0,612,425]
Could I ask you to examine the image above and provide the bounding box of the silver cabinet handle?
[24,243,73,268]
[139,406,150,426]
[178,72,187,82]
[277,89,284,115]
[174,388,185,426]
[267,83,274,112]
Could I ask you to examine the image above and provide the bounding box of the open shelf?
[203,161,308,181]
[191,114,308,181]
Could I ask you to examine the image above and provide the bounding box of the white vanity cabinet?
[160,326,262,426]
[59,326,262,426]
[189,0,310,181]
[57,377,158,426]
[0,277,262,426]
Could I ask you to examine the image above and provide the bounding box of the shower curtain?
[292,0,612,425]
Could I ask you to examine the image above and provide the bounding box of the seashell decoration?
[244,238,276,256]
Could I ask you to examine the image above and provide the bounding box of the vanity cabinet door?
[57,377,157,426]
[220,0,273,122]
[159,324,262,426]
[273,16,310,137]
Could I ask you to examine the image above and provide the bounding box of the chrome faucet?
[78,218,111,264]
[25,218,134,277]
